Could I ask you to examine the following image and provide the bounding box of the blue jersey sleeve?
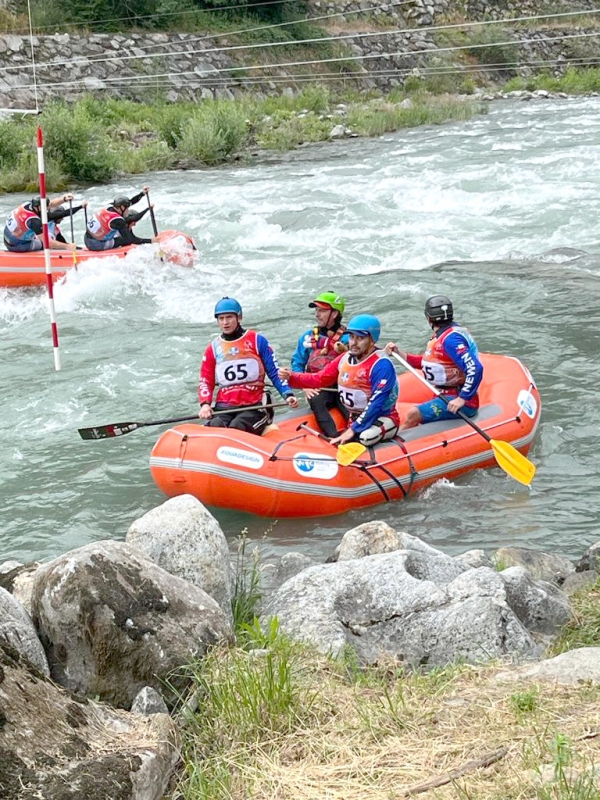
[351,359,398,433]
[290,329,312,373]
[257,334,293,399]
[443,331,483,400]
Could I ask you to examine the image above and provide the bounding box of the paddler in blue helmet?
[198,297,299,435]
[290,291,350,438]
[280,313,399,447]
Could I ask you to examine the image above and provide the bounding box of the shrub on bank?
[0,90,487,191]
[505,66,600,94]
[42,102,118,183]
[176,102,250,165]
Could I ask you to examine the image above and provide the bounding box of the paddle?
[78,401,290,440]
[146,190,159,237]
[68,198,78,269]
[390,351,536,486]
[297,423,367,466]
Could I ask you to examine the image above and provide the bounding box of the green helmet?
[308,291,345,315]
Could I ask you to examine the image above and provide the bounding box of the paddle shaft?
[297,422,366,465]
[79,401,290,440]
[147,190,159,236]
[298,422,330,441]
[67,199,75,243]
[390,351,493,442]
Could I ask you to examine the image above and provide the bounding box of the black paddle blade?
[78,422,140,440]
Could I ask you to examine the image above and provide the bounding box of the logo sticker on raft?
[517,389,538,419]
[293,452,339,480]
[217,447,264,469]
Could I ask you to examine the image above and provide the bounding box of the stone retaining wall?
[0,1,597,108]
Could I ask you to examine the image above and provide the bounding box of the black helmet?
[30,196,49,211]
[425,295,453,323]
[112,195,131,210]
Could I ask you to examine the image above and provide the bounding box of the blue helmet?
[346,314,381,343]
[214,297,242,317]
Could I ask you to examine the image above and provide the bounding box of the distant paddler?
[3,194,79,252]
[84,185,159,251]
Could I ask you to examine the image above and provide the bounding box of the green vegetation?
[0,90,484,192]
[549,576,600,655]
[504,66,600,95]
[15,0,311,33]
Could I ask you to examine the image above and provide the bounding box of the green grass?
[548,576,600,656]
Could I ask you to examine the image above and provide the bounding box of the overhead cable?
[1,7,599,75]
[13,28,600,90]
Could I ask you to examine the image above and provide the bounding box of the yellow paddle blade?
[336,442,367,466]
[490,439,536,486]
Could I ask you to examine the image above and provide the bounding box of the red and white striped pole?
[37,125,61,371]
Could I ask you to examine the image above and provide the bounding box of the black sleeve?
[29,218,43,235]
[125,207,150,225]
[49,204,84,223]
[111,216,152,245]
[129,191,145,207]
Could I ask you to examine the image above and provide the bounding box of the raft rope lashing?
[355,463,391,503]
[177,434,189,467]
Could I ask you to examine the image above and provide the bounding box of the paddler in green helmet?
[290,291,350,438]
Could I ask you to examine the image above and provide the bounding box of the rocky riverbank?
[1,494,600,798]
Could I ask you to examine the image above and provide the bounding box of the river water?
[1,96,599,570]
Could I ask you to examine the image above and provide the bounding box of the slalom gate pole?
[37,125,61,371]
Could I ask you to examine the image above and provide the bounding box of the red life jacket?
[87,207,121,241]
[4,204,38,243]
[337,350,394,414]
[306,325,347,373]
[212,330,266,406]
[421,325,479,407]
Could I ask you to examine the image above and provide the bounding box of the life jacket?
[3,204,38,244]
[212,330,266,406]
[421,324,479,399]
[337,349,396,416]
[86,207,121,241]
[305,325,347,373]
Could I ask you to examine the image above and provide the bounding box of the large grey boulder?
[0,586,49,675]
[576,540,600,573]
[272,552,317,588]
[0,640,178,800]
[31,540,233,708]
[261,552,538,666]
[454,549,493,570]
[336,520,403,561]
[126,495,232,618]
[495,647,600,685]
[494,546,575,585]
[499,567,571,635]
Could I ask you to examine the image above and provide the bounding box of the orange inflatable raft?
[0,230,196,288]
[150,353,541,518]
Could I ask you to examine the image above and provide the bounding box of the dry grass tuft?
[172,645,600,799]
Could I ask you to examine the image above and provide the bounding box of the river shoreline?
[1,81,596,195]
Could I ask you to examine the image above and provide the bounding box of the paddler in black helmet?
[84,185,159,251]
